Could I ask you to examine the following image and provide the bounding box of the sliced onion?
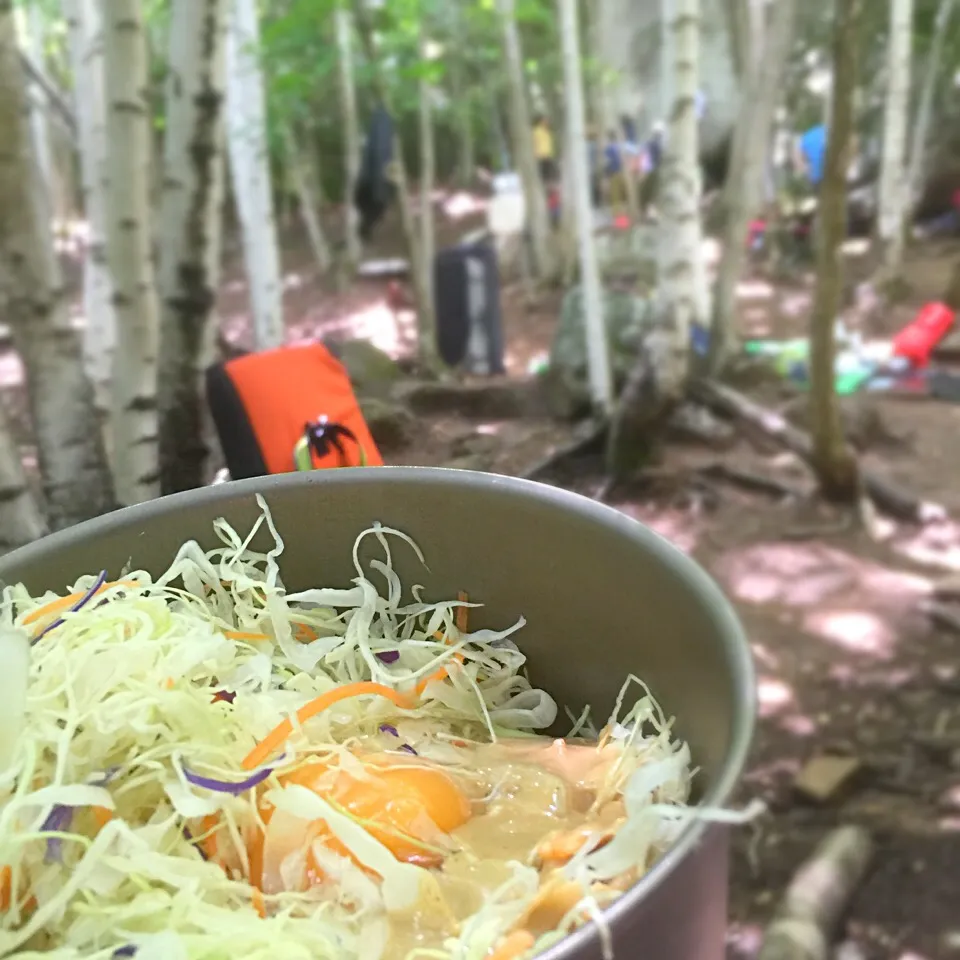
[33,570,108,644]
[182,766,273,795]
[375,650,399,664]
[379,724,399,737]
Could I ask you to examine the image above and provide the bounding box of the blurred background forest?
[2,0,960,955]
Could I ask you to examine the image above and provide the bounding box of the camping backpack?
[206,342,383,480]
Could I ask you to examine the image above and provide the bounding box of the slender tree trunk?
[903,0,957,237]
[64,0,114,415]
[281,124,331,275]
[809,0,861,502]
[0,1,116,528]
[0,408,46,551]
[18,3,54,214]
[447,1,475,187]
[226,0,283,350]
[496,0,556,282]
[419,36,437,324]
[606,0,706,477]
[876,0,914,273]
[335,6,362,268]
[658,0,708,393]
[352,0,438,367]
[709,0,798,373]
[156,0,228,495]
[558,0,612,413]
[102,0,161,505]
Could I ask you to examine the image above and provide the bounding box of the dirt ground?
[225,208,960,959]
[11,197,960,957]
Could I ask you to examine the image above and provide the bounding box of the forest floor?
[15,195,960,958]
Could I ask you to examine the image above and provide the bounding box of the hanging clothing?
[353,105,396,241]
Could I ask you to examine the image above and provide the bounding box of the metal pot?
[0,468,754,960]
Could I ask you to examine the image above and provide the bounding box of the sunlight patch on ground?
[803,609,895,658]
[309,302,416,358]
[726,923,763,957]
[283,271,306,291]
[722,542,930,609]
[777,290,812,317]
[893,520,960,572]
[757,676,793,717]
[441,191,487,220]
[0,352,24,389]
[736,279,774,302]
[612,504,700,554]
[778,713,817,736]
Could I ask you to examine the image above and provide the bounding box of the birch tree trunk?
[809,0,861,502]
[559,0,612,413]
[0,408,46,551]
[18,3,54,213]
[64,0,114,415]
[156,0,229,495]
[657,0,708,391]
[903,0,957,238]
[496,0,556,283]
[0,3,116,528]
[419,38,437,324]
[102,0,161,506]
[606,0,706,477]
[281,125,331,275]
[709,0,799,373]
[226,0,284,350]
[353,1,438,367]
[876,0,914,272]
[335,6,361,267]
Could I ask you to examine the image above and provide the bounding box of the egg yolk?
[243,755,472,889]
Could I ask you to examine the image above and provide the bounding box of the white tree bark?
[17,3,54,213]
[0,3,116,529]
[282,125,331,275]
[335,6,362,267]
[227,0,284,350]
[156,0,229,495]
[558,0,612,412]
[657,0,708,396]
[0,408,46,551]
[877,0,914,267]
[496,0,556,282]
[709,0,799,371]
[102,0,161,506]
[64,0,114,415]
[419,37,436,322]
[903,0,957,236]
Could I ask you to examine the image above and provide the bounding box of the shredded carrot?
[455,590,469,634]
[162,678,175,690]
[414,653,464,697]
[22,580,138,626]
[293,623,318,643]
[0,865,9,911]
[515,878,586,937]
[92,807,113,833]
[251,886,266,918]
[224,631,271,642]
[198,814,220,861]
[241,682,414,771]
[487,929,535,960]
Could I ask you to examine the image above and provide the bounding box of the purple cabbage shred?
[183,765,274,795]
[33,570,108,644]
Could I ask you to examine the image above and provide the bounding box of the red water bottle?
[891,302,956,367]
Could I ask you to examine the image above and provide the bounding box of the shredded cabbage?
[0,496,756,960]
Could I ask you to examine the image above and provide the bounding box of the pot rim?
[0,466,755,957]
